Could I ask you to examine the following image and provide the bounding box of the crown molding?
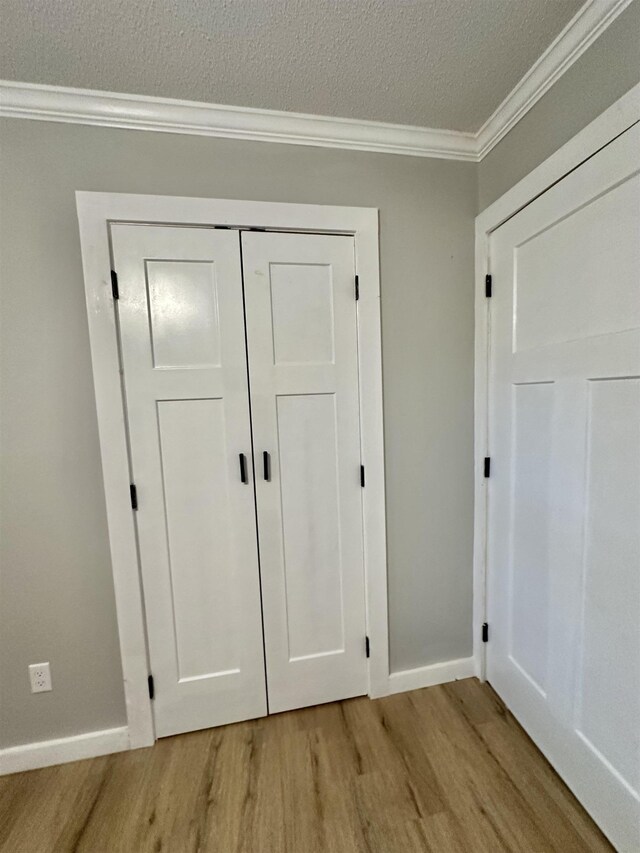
[0,0,631,162]
[475,0,635,158]
[0,81,477,161]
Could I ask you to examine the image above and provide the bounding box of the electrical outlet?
[29,662,52,693]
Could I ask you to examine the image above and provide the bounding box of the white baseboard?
[0,659,476,774]
[0,726,130,776]
[386,656,476,696]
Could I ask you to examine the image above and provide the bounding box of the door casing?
[77,193,387,749]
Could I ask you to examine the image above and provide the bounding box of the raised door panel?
[508,381,555,697]
[276,393,345,661]
[146,260,222,368]
[112,224,267,738]
[156,398,240,682]
[576,378,640,797]
[514,176,640,353]
[270,263,335,364]
[242,231,367,714]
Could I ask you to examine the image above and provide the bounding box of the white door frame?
[76,192,388,749]
[473,83,640,680]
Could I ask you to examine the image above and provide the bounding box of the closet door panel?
[276,392,344,660]
[112,225,267,738]
[242,231,368,713]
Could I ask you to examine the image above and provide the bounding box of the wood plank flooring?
[0,679,613,852]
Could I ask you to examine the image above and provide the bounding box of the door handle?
[263,451,271,482]
[239,453,248,484]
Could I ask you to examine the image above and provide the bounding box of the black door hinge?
[111,270,119,300]
[355,274,360,301]
[130,483,138,510]
[360,465,365,487]
[484,457,491,478]
[365,636,370,658]
[482,623,489,643]
[148,674,155,700]
[485,274,492,298]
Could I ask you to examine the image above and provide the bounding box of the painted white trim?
[0,727,129,775]
[386,657,476,696]
[0,81,476,161]
[473,83,640,679]
[0,0,632,163]
[76,193,390,738]
[475,0,635,158]
[77,201,157,750]
[477,82,640,230]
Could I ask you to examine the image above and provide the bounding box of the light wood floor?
[0,679,612,852]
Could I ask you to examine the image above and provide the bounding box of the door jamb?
[76,193,388,749]
[473,83,640,680]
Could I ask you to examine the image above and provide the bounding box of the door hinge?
[365,636,370,658]
[484,457,491,478]
[482,623,489,643]
[130,483,138,510]
[111,270,119,300]
[485,274,492,298]
[148,674,155,700]
[355,274,360,301]
[360,465,365,487]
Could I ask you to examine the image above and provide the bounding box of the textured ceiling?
[0,0,584,131]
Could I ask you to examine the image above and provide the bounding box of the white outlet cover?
[29,662,52,693]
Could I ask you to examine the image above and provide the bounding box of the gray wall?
[0,119,476,747]
[478,0,640,210]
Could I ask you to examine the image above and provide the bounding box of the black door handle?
[239,453,248,484]
[263,451,271,482]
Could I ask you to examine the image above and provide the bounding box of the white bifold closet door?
[111,225,267,738]
[111,224,368,737]
[486,124,640,851]
[242,232,367,713]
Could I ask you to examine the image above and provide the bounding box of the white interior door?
[487,124,640,851]
[241,231,368,713]
[111,224,267,738]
